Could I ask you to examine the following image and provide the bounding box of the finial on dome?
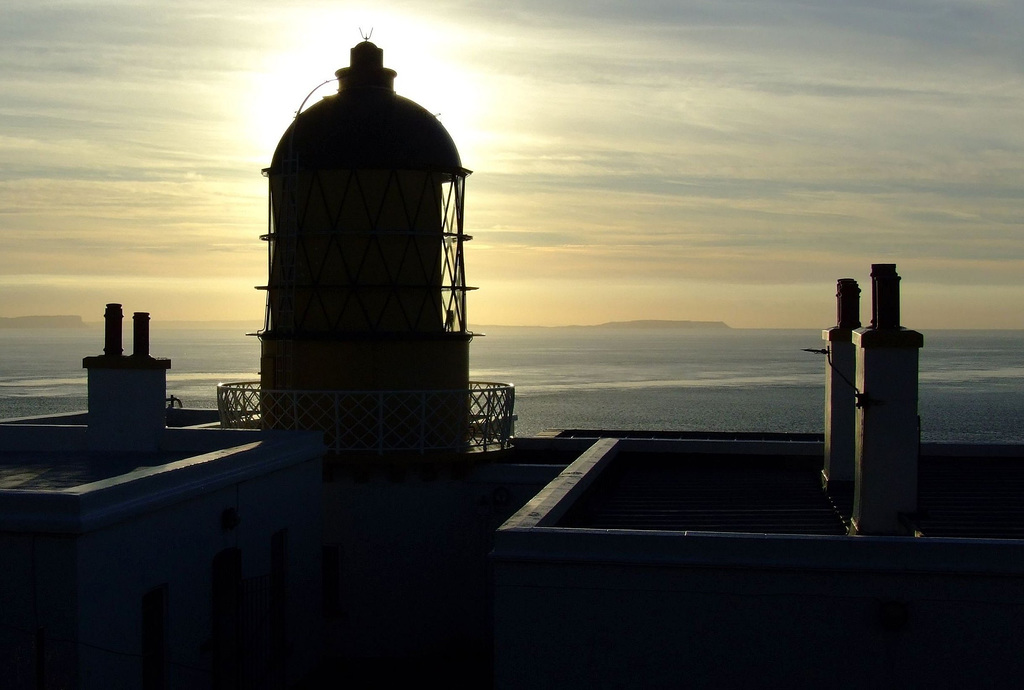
[336,37,396,92]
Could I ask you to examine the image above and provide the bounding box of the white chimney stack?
[822,278,860,489]
[83,304,171,452]
[850,265,923,536]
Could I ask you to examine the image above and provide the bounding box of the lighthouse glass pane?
[265,169,467,334]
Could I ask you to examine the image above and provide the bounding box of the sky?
[1,0,1022,328]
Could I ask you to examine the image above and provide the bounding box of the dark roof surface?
[561,452,847,536]
[0,451,192,490]
[558,448,1024,539]
[917,456,1024,538]
[553,429,824,443]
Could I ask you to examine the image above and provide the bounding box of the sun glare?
[241,11,490,168]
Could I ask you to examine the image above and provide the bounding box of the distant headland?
[0,315,88,329]
[576,319,730,330]
[477,320,732,330]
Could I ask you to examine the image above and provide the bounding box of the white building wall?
[0,532,79,690]
[74,487,236,688]
[320,461,559,661]
[0,430,323,690]
[236,456,323,681]
[72,458,322,689]
[494,531,1024,689]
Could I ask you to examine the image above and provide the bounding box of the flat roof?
[561,451,845,535]
[547,429,824,443]
[0,449,194,490]
[0,425,324,533]
[916,455,1024,538]
[505,435,1024,540]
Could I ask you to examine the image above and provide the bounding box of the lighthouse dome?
[269,41,463,174]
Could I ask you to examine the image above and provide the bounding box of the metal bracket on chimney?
[854,391,881,409]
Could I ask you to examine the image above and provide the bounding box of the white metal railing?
[217,381,515,455]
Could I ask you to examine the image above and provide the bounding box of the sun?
[240,11,490,169]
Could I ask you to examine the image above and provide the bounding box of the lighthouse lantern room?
[219,41,514,456]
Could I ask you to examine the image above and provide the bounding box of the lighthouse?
[220,40,514,458]
[216,39,517,665]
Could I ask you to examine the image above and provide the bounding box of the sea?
[1,326,1022,443]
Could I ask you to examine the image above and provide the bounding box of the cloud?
[0,0,1021,326]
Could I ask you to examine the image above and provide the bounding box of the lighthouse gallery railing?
[217,381,515,454]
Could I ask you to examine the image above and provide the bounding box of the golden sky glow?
[2,1,1023,327]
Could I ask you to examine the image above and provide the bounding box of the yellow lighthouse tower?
[221,40,514,458]
[218,40,518,667]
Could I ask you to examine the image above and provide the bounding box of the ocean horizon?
[1,326,1022,443]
